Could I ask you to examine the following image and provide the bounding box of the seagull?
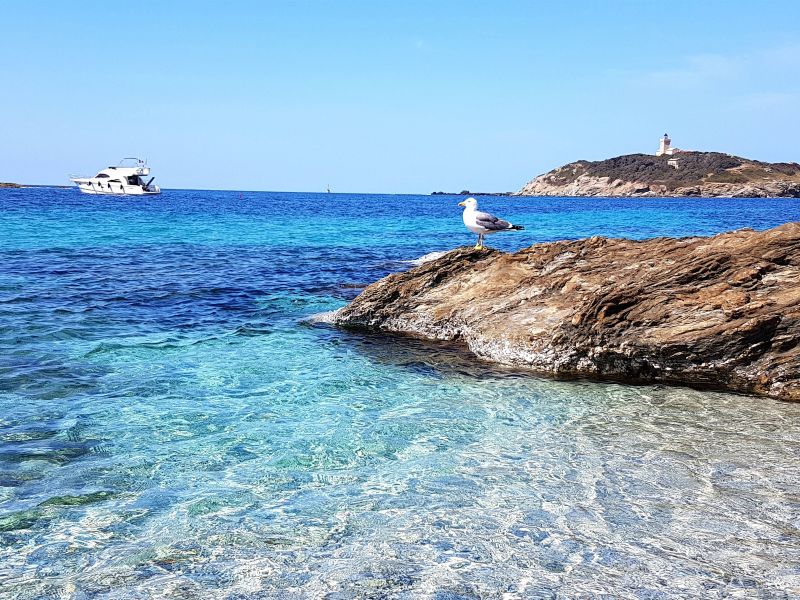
[458,197,524,249]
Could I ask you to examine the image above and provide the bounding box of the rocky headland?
[0,182,21,188]
[518,152,800,197]
[333,223,800,401]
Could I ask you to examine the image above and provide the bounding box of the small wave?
[302,309,342,325]
[232,325,272,337]
[84,335,220,355]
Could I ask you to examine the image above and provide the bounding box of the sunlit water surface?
[1,188,799,599]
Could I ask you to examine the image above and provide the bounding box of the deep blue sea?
[2,187,800,599]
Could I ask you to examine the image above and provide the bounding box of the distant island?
[0,182,21,188]
[518,134,800,198]
[431,190,511,196]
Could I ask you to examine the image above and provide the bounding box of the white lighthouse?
[656,133,674,156]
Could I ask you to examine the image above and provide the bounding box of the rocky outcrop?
[518,153,800,197]
[0,182,21,188]
[519,174,800,198]
[334,223,800,401]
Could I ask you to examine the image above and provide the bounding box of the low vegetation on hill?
[544,152,800,191]
[519,152,800,197]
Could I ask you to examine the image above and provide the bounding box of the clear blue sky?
[2,1,799,192]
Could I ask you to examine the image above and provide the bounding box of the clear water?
[1,188,799,599]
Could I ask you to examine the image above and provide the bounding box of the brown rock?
[333,223,800,401]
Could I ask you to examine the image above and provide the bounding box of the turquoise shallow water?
[1,188,800,599]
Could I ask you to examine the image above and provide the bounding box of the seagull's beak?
[457,201,465,207]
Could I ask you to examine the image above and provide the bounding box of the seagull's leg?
[475,233,484,250]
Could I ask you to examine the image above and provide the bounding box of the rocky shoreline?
[518,175,800,198]
[333,223,800,401]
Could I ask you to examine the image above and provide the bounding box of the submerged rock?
[334,223,800,401]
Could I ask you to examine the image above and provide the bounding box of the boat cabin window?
[96,173,110,178]
[126,175,141,185]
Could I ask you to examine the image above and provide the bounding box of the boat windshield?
[117,158,146,168]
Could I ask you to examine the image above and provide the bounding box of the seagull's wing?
[474,210,513,231]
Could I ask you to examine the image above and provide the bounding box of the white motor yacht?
[70,158,161,195]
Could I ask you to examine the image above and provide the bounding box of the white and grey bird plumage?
[457,197,524,249]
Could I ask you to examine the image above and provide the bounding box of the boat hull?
[71,180,160,195]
